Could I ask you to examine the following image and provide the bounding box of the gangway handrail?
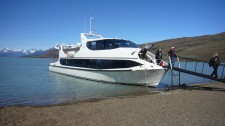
[178,56,207,62]
[169,66,225,83]
[165,55,225,84]
[178,56,225,67]
[178,56,225,78]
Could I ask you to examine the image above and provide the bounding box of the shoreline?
[1,82,225,126]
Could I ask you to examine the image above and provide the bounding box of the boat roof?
[80,33,130,45]
[81,33,129,41]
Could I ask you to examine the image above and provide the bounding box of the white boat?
[49,18,166,87]
[49,32,167,87]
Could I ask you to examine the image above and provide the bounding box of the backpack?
[208,57,215,67]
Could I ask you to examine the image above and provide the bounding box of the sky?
[0,0,225,50]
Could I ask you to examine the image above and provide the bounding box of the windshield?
[86,39,139,50]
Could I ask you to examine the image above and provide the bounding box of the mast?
[89,16,94,35]
[84,16,86,32]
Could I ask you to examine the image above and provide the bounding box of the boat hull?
[49,65,166,87]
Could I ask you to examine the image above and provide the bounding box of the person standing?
[155,49,162,65]
[167,47,177,66]
[139,47,147,59]
[210,53,220,78]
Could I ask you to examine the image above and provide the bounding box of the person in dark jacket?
[210,53,220,78]
[155,49,162,65]
[139,47,147,59]
[167,47,177,66]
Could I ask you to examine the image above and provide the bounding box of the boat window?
[86,39,139,50]
[87,41,97,50]
[60,59,142,69]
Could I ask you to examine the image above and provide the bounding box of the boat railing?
[146,52,156,64]
[58,45,81,58]
[81,33,103,40]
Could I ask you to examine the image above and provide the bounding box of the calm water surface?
[0,57,221,106]
[0,58,149,106]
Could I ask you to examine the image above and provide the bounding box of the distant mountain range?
[1,32,224,62]
[0,43,80,58]
[0,48,51,57]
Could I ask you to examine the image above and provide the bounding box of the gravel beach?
[1,83,225,126]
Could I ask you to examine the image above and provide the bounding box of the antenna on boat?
[89,15,94,36]
[84,16,86,32]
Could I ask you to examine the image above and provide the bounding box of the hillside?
[146,32,225,62]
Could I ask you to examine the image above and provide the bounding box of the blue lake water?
[0,57,223,106]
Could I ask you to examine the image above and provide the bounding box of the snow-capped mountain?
[0,48,49,57]
[0,43,81,57]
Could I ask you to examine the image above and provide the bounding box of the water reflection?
[48,72,149,105]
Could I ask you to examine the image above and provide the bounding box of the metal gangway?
[165,56,225,87]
